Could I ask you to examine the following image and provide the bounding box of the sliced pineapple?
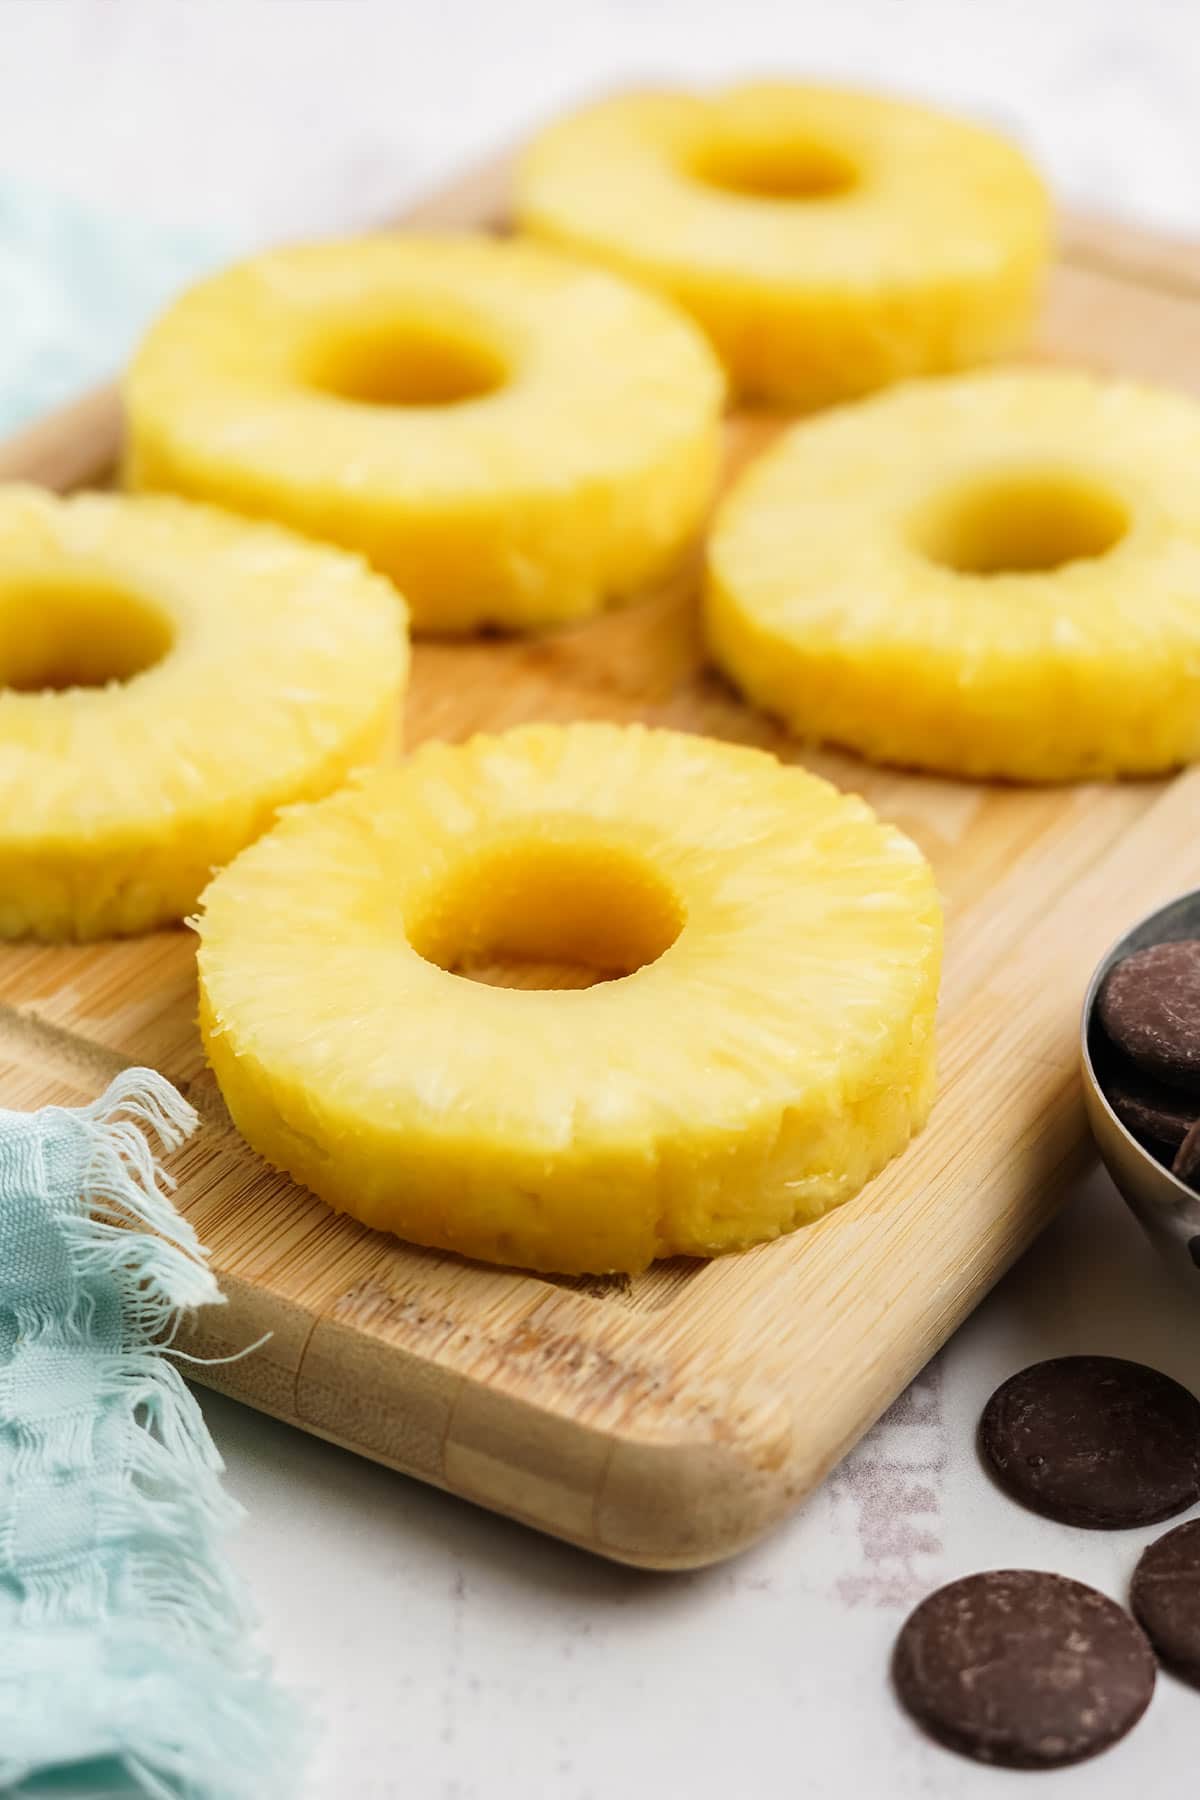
[196,722,941,1275]
[125,234,724,634]
[706,369,1200,782]
[515,85,1050,408]
[0,487,406,939]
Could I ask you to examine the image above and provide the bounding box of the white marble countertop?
[4,3,1200,1795]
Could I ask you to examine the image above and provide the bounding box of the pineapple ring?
[705,369,1200,782]
[515,85,1050,407]
[125,234,725,634]
[196,722,942,1275]
[0,487,406,940]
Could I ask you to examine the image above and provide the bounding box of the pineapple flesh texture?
[124,235,725,634]
[516,85,1050,408]
[706,370,1200,782]
[197,723,942,1276]
[0,487,406,939]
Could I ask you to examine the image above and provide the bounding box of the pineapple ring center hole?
[691,134,859,201]
[409,842,685,990]
[305,320,509,408]
[0,583,174,693]
[912,471,1130,576]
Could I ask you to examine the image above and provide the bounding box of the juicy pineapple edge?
[705,368,1200,782]
[195,722,943,1276]
[0,485,408,939]
[515,85,1050,408]
[123,234,726,634]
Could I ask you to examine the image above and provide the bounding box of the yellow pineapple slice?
[196,723,941,1275]
[125,234,724,634]
[706,369,1200,782]
[515,85,1050,408]
[0,487,406,939]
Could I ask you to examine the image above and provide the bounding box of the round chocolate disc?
[893,1569,1155,1768]
[1098,940,1200,1092]
[980,1356,1200,1528]
[1173,1117,1200,1188]
[1132,1519,1200,1684]
[1106,1062,1197,1154]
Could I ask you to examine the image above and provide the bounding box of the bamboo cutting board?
[3,139,1200,1570]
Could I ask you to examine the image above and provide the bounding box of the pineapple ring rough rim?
[196,722,943,1275]
[124,233,726,633]
[0,486,407,940]
[705,368,1200,782]
[515,84,1050,404]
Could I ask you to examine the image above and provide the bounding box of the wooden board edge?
[184,1273,797,1570]
[1057,208,1200,297]
[182,1101,1084,1574]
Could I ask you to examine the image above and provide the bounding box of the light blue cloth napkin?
[0,179,226,435]
[0,1068,296,1799]
[0,184,291,1796]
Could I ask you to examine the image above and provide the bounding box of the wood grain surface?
[3,143,1200,1569]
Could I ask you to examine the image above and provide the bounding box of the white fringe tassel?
[0,1067,300,1800]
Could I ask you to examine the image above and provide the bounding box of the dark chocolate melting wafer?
[1132,1519,1200,1686]
[893,1569,1155,1768]
[1172,1118,1200,1188]
[1098,940,1200,1093]
[980,1356,1200,1529]
[1106,1062,1197,1155]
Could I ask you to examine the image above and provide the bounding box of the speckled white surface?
[4,3,1200,1795]
[4,0,1200,240]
